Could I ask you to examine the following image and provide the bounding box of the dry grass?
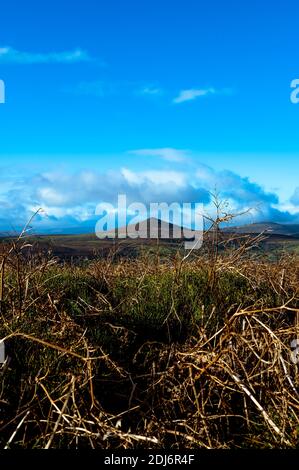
[1,227,299,449]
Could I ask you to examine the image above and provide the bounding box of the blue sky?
[0,0,299,233]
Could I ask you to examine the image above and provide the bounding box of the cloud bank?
[0,150,298,233]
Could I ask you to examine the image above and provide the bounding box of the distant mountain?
[2,218,299,261]
[222,222,299,238]
[3,218,299,241]
[102,217,197,239]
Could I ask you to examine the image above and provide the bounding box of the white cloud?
[0,156,299,233]
[129,148,190,162]
[138,86,163,96]
[173,87,216,104]
[0,46,95,64]
[38,187,66,206]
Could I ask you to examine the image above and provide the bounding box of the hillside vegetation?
[1,230,299,449]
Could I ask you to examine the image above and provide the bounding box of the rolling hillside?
[1,219,299,260]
